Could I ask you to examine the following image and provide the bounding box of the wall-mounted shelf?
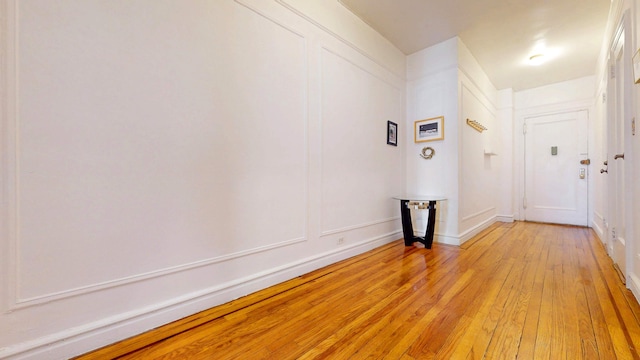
[466,118,487,132]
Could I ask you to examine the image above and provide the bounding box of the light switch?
[551,146,558,155]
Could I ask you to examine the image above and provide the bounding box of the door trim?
[605,9,634,285]
[514,100,593,224]
[522,110,589,226]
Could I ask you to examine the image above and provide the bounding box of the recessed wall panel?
[320,49,403,233]
[460,85,498,226]
[16,1,307,300]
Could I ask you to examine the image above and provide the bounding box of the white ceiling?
[339,0,612,91]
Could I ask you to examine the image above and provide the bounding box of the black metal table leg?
[400,200,415,246]
[395,196,443,248]
[423,200,437,249]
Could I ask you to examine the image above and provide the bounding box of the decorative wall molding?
[320,46,403,92]
[11,0,312,309]
[13,236,307,309]
[2,1,405,358]
[235,0,307,39]
[458,68,499,111]
[461,207,496,222]
[2,0,18,312]
[275,0,405,81]
[458,216,497,245]
[593,210,604,222]
[406,63,458,84]
[592,211,605,241]
[591,223,604,242]
[516,100,592,118]
[496,215,514,223]
[459,81,499,232]
[629,273,640,306]
[460,82,497,125]
[318,45,403,236]
[321,217,400,237]
[0,230,398,360]
[432,233,461,246]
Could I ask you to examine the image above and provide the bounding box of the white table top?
[393,194,447,201]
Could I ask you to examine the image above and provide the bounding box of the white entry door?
[608,27,628,279]
[524,110,589,226]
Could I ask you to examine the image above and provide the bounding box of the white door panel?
[524,110,588,226]
[608,36,627,280]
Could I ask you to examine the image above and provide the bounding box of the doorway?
[606,18,630,282]
[523,110,589,226]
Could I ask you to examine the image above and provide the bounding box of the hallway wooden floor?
[80,222,640,359]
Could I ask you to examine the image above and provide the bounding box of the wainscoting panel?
[15,0,308,303]
[319,47,403,235]
[460,83,499,233]
[0,0,407,358]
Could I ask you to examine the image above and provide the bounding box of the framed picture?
[414,116,444,143]
[387,121,398,146]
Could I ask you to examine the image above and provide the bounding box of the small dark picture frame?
[387,121,398,146]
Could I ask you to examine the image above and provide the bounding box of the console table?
[393,195,447,248]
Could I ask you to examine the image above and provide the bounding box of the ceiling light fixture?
[529,53,545,66]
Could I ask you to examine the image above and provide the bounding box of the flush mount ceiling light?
[529,53,545,66]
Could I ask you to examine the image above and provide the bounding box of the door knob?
[614,153,625,160]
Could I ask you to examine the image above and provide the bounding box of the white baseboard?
[434,233,461,246]
[591,219,604,241]
[496,214,514,223]
[412,217,499,247]
[0,232,400,360]
[458,216,497,245]
[629,273,640,305]
[411,231,461,246]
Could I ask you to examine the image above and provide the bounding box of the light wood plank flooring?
[78,222,640,359]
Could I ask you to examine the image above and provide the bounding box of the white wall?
[593,74,608,240]
[0,0,406,358]
[406,38,460,242]
[405,37,502,245]
[497,89,515,221]
[457,40,501,240]
[515,76,597,109]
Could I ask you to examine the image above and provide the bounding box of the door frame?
[605,10,634,285]
[522,110,589,226]
[515,100,594,225]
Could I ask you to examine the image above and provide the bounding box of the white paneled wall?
[459,84,499,234]
[497,89,515,222]
[17,0,309,302]
[457,40,501,240]
[6,0,621,357]
[320,48,403,234]
[406,37,502,245]
[406,39,460,242]
[0,1,405,358]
